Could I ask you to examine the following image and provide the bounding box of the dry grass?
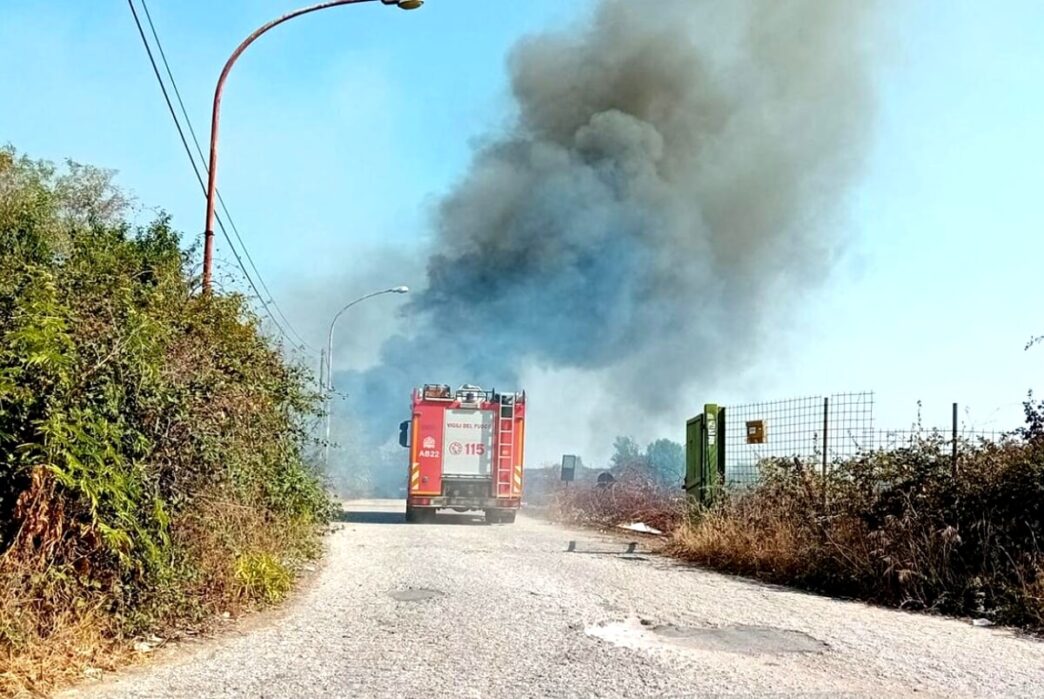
[672,509,824,581]
[556,404,1044,631]
[550,469,686,534]
[0,564,126,697]
[667,433,1044,630]
[0,496,322,698]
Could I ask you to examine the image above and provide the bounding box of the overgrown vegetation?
[526,436,683,514]
[557,399,1044,631]
[0,147,332,695]
[550,467,685,534]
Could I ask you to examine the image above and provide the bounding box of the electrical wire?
[126,0,313,354]
[128,0,309,352]
[138,0,315,352]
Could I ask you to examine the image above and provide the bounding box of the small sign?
[561,454,577,482]
[746,420,766,444]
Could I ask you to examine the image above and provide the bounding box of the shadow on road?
[336,510,406,524]
[433,513,488,526]
[336,508,488,526]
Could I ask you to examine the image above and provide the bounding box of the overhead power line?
[138,0,314,352]
[126,0,315,353]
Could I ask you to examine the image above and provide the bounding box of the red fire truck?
[399,384,525,524]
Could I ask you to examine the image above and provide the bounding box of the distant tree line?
[608,435,685,486]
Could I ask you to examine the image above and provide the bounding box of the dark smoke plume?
[337,0,878,455]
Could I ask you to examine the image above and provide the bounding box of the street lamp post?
[324,286,409,466]
[201,0,424,292]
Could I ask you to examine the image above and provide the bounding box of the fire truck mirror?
[398,420,410,449]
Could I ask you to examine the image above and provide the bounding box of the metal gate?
[684,404,725,506]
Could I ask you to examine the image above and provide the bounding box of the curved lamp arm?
[322,284,408,466]
[325,286,409,389]
[202,0,423,291]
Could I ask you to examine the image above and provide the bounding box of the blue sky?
[2,1,1042,460]
[759,1,1044,432]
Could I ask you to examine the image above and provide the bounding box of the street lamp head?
[390,286,410,294]
[382,0,423,9]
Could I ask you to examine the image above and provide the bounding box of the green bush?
[233,552,294,605]
[0,146,332,694]
[669,397,1044,630]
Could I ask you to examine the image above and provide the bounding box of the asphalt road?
[63,499,1044,698]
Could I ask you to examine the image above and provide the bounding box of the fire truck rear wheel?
[500,511,517,524]
[405,505,417,523]
[484,509,500,524]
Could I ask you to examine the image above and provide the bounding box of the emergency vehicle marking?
[412,409,442,495]
[442,409,494,476]
[420,434,440,456]
[406,386,525,508]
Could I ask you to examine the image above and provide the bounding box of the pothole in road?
[586,617,827,655]
[388,588,444,602]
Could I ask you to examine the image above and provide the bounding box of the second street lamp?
[324,285,409,466]
[201,0,424,292]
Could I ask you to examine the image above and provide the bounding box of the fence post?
[822,398,829,474]
[704,404,721,507]
[717,407,727,490]
[951,402,958,478]
[822,396,829,509]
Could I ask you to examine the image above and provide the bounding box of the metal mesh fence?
[871,428,1007,451]
[722,392,1010,486]
[723,393,874,485]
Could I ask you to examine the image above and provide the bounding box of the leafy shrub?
[234,553,293,605]
[0,147,331,694]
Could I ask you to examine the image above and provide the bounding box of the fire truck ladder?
[496,396,515,497]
